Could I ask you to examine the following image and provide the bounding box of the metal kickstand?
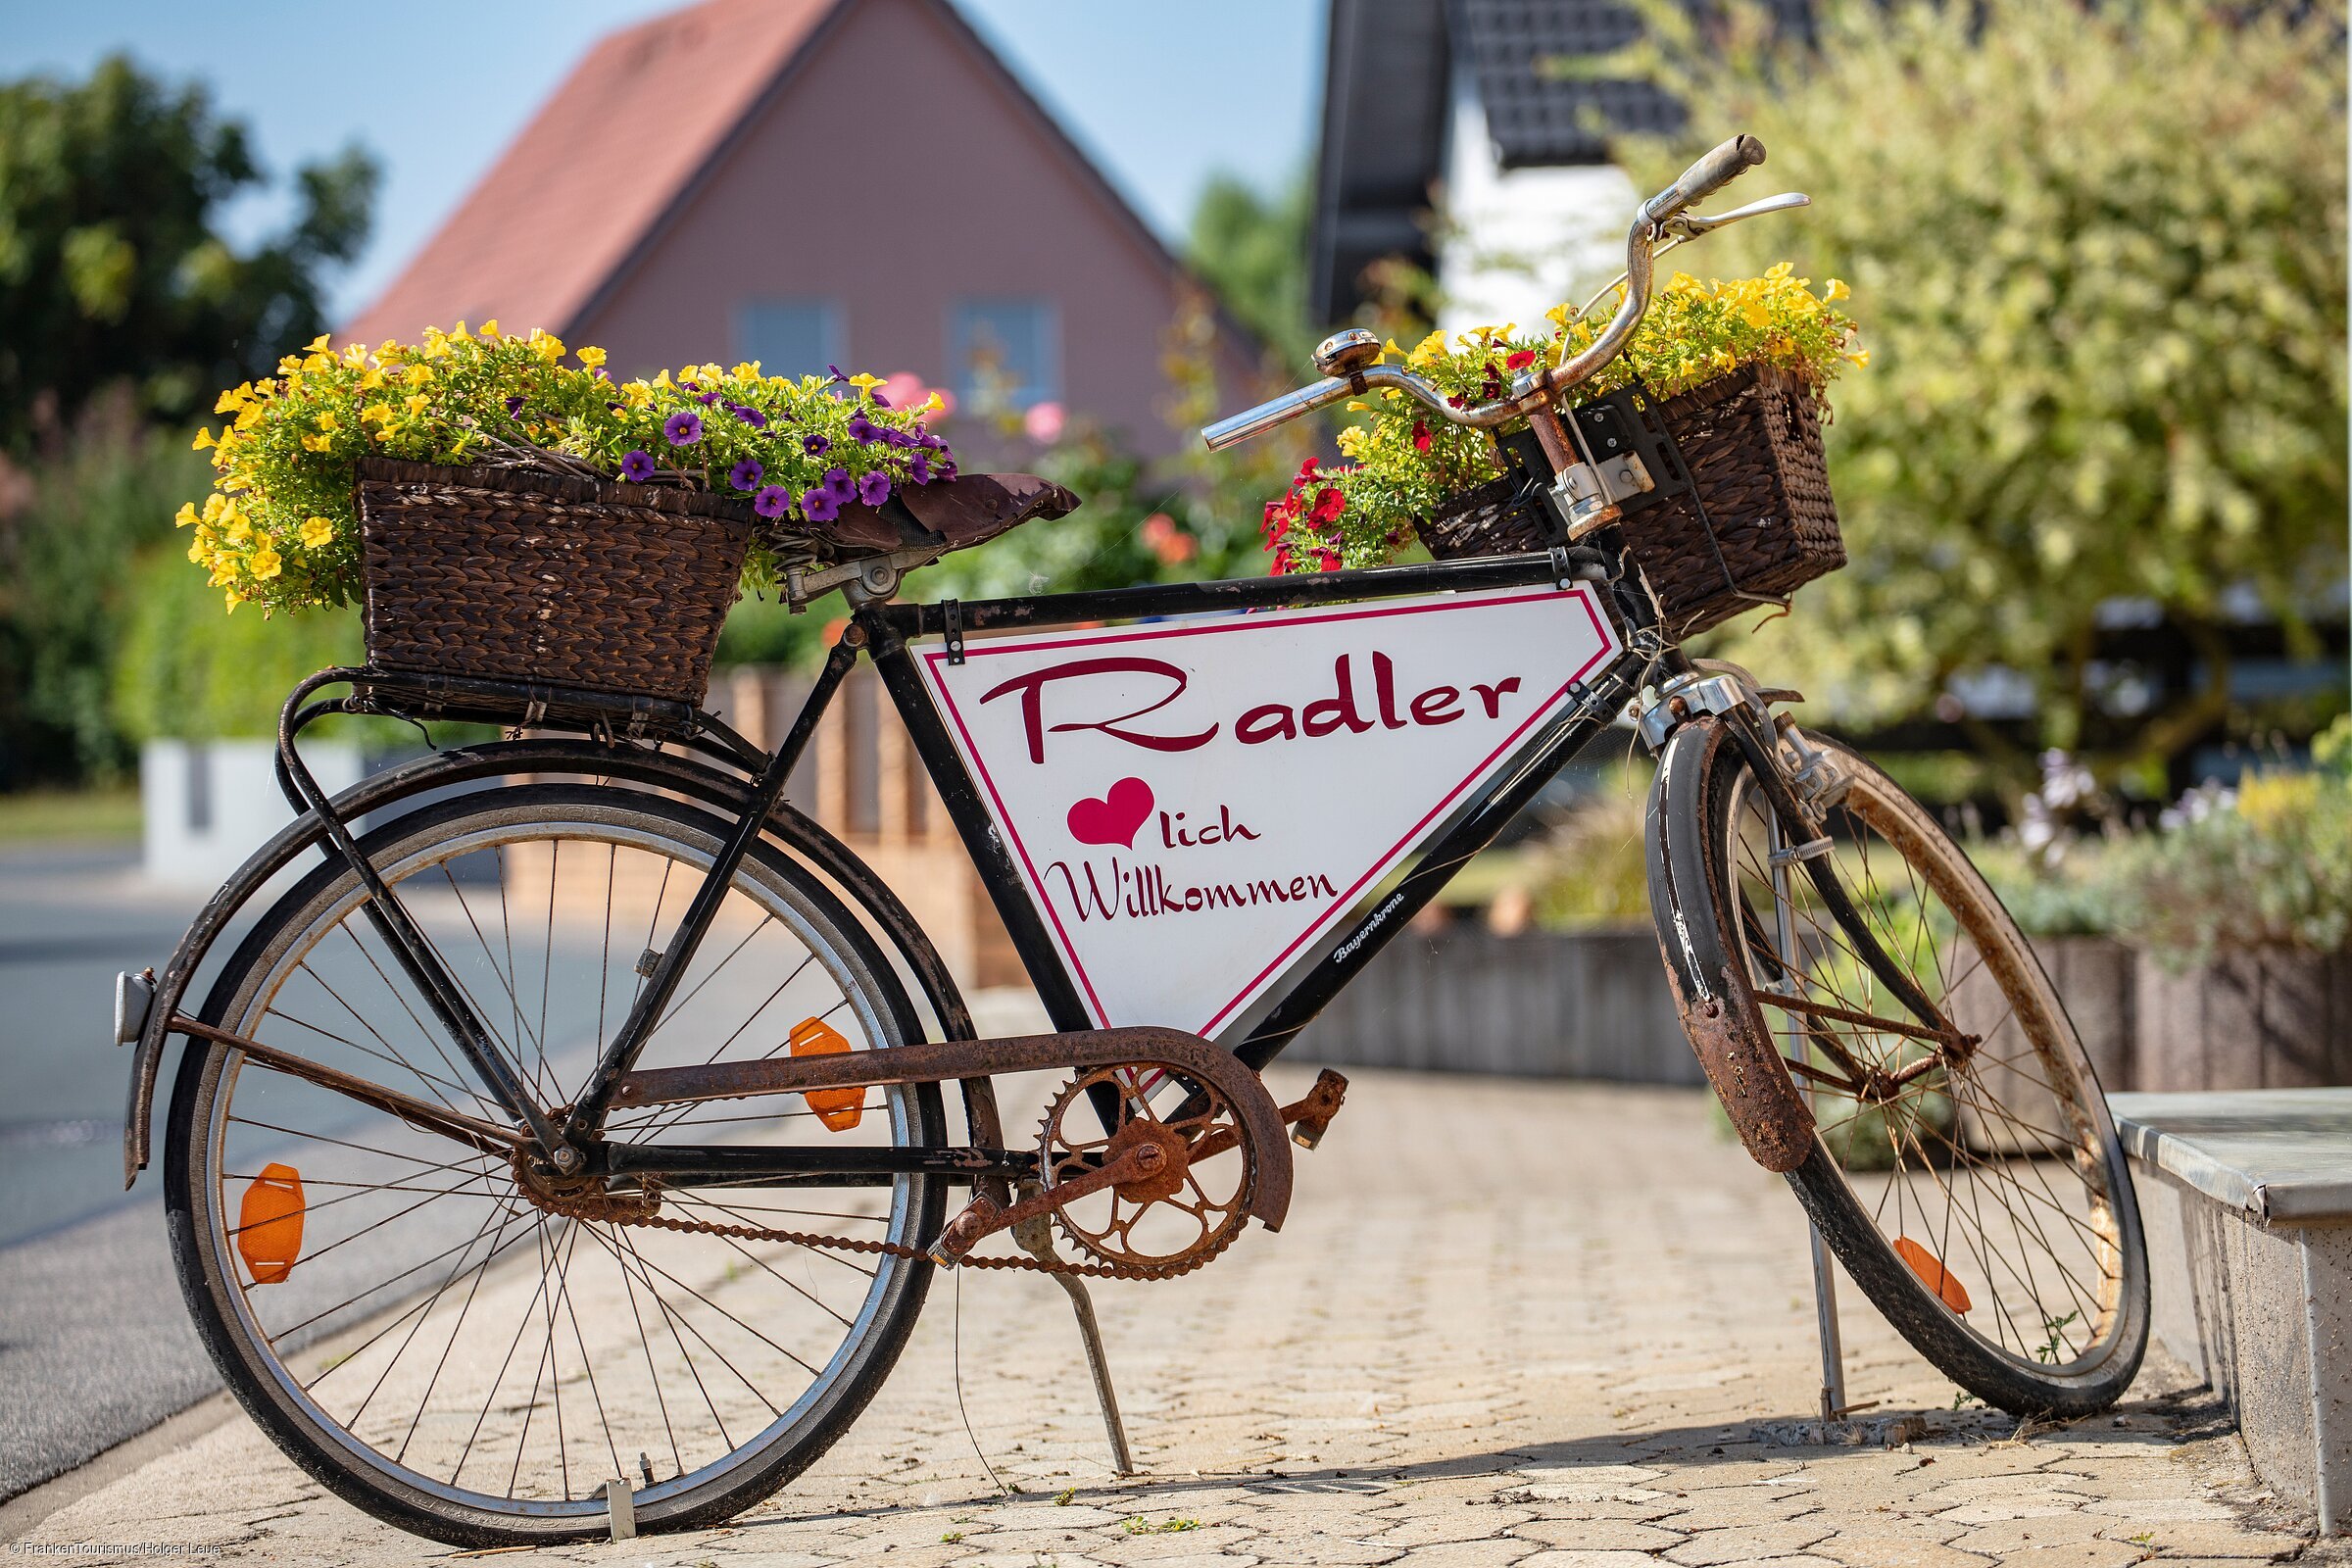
[1010,1182,1134,1476]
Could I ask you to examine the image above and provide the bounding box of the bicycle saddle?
[800,471,1080,559]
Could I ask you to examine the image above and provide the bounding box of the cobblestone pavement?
[13,1069,2336,1565]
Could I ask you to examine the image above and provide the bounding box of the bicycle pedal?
[1282,1069,1348,1150]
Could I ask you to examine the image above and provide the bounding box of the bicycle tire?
[165,783,949,1544]
[1647,717,2147,1416]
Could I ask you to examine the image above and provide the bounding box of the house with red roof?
[346,0,1255,455]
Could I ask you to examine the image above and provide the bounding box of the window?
[733,299,843,379]
[949,299,1058,410]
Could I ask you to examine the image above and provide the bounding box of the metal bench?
[2112,1089,2352,1534]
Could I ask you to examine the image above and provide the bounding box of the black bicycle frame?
[262,548,1674,1185]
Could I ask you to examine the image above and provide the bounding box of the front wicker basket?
[355,458,753,705]
[1418,363,1845,639]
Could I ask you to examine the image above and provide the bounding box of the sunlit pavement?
[11,1067,2335,1564]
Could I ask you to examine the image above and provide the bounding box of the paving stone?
[1509,1516,1689,1550]
[1663,1520,1837,1565]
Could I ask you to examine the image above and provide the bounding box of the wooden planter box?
[2133,950,2352,1093]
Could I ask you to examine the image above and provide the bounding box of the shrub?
[2102,721,2352,967]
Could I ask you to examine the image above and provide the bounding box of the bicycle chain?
[510,1152,1239,1282]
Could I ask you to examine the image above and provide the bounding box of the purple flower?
[822,466,855,503]
[824,364,847,384]
[802,432,830,456]
[801,486,841,522]
[846,412,880,445]
[697,390,719,406]
[870,390,892,409]
[729,403,767,428]
[857,469,891,506]
[504,395,525,416]
[729,458,764,491]
[753,484,792,518]
[663,411,703,446]
[908,452,932,484]
[619,450,656,482]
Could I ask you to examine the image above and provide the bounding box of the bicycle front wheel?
[1649,718,2147,1415]
[165,783,948,1545]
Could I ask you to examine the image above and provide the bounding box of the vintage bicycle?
[113,135,2146,1544]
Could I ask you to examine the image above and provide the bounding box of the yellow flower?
[848,372,885,400]
[622,382,654,409]
[250,547,282,580]
[299,516,335,550]
[202,494,224,524]
[360,368,383,390]
[1406,329,1446,368]
[1346,400,1373,413]
[405,364,433,387]
[1741,298,1772,328]
[223,510,252,544]
[316,411,339,432]
[404,392,429,416]
[576,345,607,369]
[174,502,198,528]
[186,536,206,564]
[301,432,333,452]
[479,318,502,339]
[305,334,331,354]
[527,329,564,362]
[730,361,760,379]
[916,391,946,417]
[1825,278,1849,304]
[223,588,241,612]
[192,427,216,451]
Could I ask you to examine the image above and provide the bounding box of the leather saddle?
[795,472,1080,561]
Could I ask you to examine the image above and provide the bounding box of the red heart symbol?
[1066,777,1154,849]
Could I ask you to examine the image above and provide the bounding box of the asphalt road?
[0,842,213,1498]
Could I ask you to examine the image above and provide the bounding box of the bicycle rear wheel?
[165,783,948,1544]
[1648,718,2147,1415]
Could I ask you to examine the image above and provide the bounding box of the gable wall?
[573,0,1251,458]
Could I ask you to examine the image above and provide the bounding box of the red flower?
[1314,548,1343,571]
[1411,420,1432,453]
[1309,486,1347,524]
[1506,349,1537,370]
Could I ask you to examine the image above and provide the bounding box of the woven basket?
[1417,363,1844,639]
[355,458,753,705]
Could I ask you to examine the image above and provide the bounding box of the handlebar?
[1201,132,1778,453]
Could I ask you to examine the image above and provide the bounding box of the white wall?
[141,739,364,891]
[1436,74,1640,338]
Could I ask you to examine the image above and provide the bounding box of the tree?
[0,53,378,449]
[1618,0,2347,801]
[1186,170,1316,370]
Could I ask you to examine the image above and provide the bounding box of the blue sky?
[5,1,1325,320]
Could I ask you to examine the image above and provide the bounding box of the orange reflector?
[789,1018,863,1131]
[1894,1236,1973,1313]
[237,1162,306,1285]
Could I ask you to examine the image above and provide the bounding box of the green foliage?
[1527,766,1657,930]
[2104,732,2352,966]
[190,331,954,612]
[1187,170,1315,368]
[0,397,209,783]
[0,54,377,449]
[1615,0,2348,788]
[111,542,363,742]
[1262,270,1859,570]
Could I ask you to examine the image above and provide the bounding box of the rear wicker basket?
[355,458,753,705]
[1418,363,1844,639]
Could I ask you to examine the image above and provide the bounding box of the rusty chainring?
[506,1070,1255,1281]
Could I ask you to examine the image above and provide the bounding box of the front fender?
[1643,714,1817,1174]
[124,737,982,1185]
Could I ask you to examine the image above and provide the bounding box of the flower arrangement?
[180,322,958,612]
[1260,264,1863,572]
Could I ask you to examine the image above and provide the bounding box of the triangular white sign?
[914,583,1621,1037]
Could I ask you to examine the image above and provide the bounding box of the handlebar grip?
[1645,134,1766,221]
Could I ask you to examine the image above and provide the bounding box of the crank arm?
[168,1013,525,1158]
[927,1141,1159,1266]
[1190,1068,1349,1162]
